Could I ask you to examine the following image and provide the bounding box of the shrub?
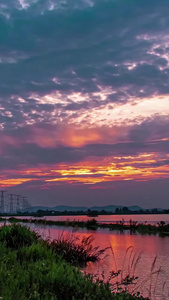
[0,224,40,249]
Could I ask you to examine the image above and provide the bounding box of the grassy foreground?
[0,224,149,300]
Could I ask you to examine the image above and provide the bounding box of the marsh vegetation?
[3,217,169,236]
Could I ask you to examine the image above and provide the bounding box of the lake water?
[38,214,169,225]
[13,213,169,225]
[26,220,169,300]
[5,214,169,299]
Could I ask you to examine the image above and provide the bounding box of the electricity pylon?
[0,190,6,213]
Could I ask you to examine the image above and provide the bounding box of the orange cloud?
[1,152,169,188]
[61,128,101,147]
[0,178,34,188]
[26,123,128,148]
[28,126,101,148]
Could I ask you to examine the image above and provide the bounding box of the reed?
[107,245,168,300]
[50,232,108,266]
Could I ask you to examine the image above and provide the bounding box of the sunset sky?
[0,0,169,208]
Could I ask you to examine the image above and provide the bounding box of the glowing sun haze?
[0,0,169,208]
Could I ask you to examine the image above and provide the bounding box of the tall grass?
[50,232,108,266]
[106,245,168,300]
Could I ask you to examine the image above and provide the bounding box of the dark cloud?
[129,116,169,142]
[0,0,169,130]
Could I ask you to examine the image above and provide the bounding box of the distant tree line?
[13,207,169,217]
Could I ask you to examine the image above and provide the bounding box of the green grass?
[0,224,149,300]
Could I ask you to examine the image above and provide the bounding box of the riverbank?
[0,224,148,300]
[3,217,169,236]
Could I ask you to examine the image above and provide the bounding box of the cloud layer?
[0,0,169,207]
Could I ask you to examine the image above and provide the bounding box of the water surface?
[27,222,169,300]
[34,214,169,224]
